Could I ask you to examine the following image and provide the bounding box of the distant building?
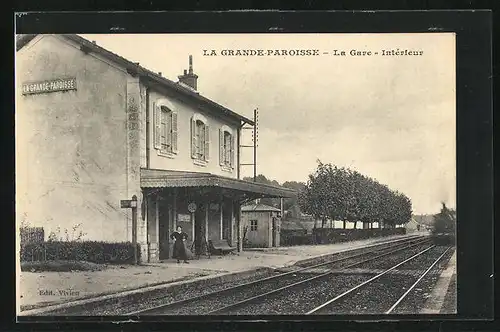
[405,218,421,233]
[241,202,282,248]
[16,34,295,262]
[414,214,435,226]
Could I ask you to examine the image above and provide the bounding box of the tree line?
[298,161,412,228]
[244,161,412,229]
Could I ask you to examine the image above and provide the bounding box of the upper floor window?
[219,126,235,170]
[154,100,178,156]
[191,114,210,163]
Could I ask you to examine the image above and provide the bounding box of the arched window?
[191,114,209,162]
[153,99,178,156]
[219,125,234,169]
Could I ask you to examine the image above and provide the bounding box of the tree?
[243,175,307,217]
[243,174,281,207]
[299,161,351,228]
[282,181,306,208]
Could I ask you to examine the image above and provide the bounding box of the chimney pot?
[178,56,198,90]
[92,40,96,44]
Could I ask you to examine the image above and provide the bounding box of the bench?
[209,239,237,255]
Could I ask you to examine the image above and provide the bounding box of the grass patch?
[21,260,105,272]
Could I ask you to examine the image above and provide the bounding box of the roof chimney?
[178,55,198,90]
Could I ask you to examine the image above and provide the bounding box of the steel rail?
[205,239,432,315]
[127,235,426,315]
[385,246,452,314]
[305,245,436,314]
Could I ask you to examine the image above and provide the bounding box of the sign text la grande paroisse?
[22,77,77,95]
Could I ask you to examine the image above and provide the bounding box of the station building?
[15,34,295,262]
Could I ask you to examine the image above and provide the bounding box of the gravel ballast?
[147,241,431,315]
[215,244,435,315]
[311,246,452,315]
[392,247,455,315]
[122,238,428,315]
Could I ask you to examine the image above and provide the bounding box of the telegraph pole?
[240,108,259,182]
[253,109,258,182]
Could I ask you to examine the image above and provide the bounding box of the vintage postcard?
[16,32,457,317]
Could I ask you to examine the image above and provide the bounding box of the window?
[219,126,235,170]
[191,114,209,163]
[250,220,258,231]
[154,101,178,156]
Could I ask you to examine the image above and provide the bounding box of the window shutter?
[219,129,224,166]
[204,124,210,161]
[191,118,197,159]
[171,112,178,153]
[153,102,161,150]
[165,111,172,149]
[230,134,235,168]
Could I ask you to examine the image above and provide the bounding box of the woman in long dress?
[171,226,189,264]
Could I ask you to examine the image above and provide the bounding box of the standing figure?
[171,226,189,264]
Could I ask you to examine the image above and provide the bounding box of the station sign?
[22,77,77,95]
[178,214,191,222]
[120,199,137,209]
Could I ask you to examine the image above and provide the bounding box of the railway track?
[306,245,452,315]
[128,235,431,315]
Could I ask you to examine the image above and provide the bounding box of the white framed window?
[153,100,178,156]
[219,126,235,170]
[191,114,209,163]
[250,220,258,231]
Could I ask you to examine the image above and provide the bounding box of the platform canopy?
[140,168,296,200]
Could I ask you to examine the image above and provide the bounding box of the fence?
[281,228,406,246]
[20,227,45,246]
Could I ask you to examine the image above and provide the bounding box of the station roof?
[141,169,296,199]
[241,203,282,213]
[16,34,254,126]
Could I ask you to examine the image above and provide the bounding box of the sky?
[80,33,456,215]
